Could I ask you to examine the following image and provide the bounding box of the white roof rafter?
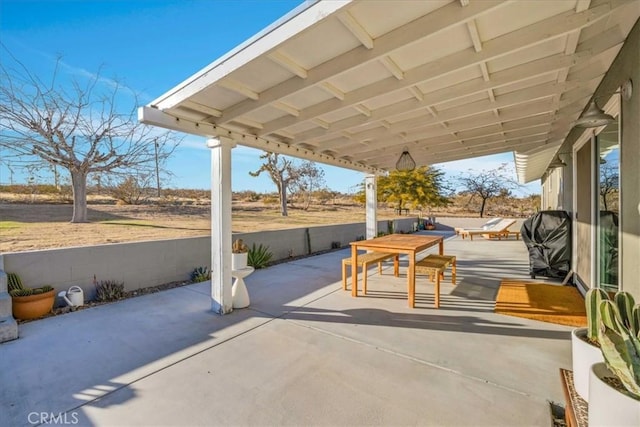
[139,0,638,181]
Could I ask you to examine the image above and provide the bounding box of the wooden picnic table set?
[343,234,456,309]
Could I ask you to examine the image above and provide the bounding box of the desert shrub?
[109,175,153,205]
[261,196,279,206]
[95,280,125,302]
[190,266,211,283]
[248,243,273,269]
[235,190,261,202]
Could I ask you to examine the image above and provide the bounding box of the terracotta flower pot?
[12,289,56,320]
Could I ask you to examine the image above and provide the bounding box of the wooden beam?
[219,0,507,123]
[138,106,381,173]
[272,101,300,117]
[337,12,374,49]
[380,56,404,80]
[466,20,483,52]
[218,78,259,100]
[268,51,308,78]
[321,82,345,100]
[181,101,222,118]
[354,104,372,117]
[254,2,622,136]
[151,0,350,110]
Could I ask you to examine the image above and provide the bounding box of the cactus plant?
[586,288,610,343]
[7,272,24,292]
[598,300,640,399]
[32,285,54,295]
[9,288,34,297]
[232,239,248,254]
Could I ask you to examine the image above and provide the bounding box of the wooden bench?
[342,252,399,294]
[415,254,456,308]
[481,230,521,240]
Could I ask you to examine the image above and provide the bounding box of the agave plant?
[190,266,211,283]
[247,243,273,269]
[598,297,640,398]
[94,280,125,302]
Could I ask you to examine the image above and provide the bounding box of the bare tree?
[599,163,619,211]
[457,164,519,218]
[0,49,180,222]
[290,161,326,210]
[249,152,300,216]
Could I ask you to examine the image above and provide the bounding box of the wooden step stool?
[342,252,399,294]
[415,254,457,308]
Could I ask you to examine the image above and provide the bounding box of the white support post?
[208,137,235,314]
[365,174,377,239]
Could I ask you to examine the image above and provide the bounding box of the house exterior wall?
[618,25,640,297]
[548,19,640,298]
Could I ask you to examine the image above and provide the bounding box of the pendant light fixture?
[574,100,615,128]
[395,149,416,171]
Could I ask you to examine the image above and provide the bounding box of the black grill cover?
[521,210,572,279]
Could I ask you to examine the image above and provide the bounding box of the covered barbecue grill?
[521,210,572,279]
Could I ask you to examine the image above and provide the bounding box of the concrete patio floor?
[0,230,574,426]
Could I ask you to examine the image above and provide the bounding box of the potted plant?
[232,239,249,270]
[588,296,640,426]
[571,288,607,401]
[7,272,55,320]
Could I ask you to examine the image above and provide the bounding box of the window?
[596,116,620,292]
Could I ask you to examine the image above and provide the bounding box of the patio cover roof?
[139,0,640,183]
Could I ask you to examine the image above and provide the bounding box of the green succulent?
[248,243,273,269]
[190,266,211,283]
[95,280,125,302]
[598,299,640,399]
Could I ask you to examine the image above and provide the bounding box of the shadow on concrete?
[0,234,569,426]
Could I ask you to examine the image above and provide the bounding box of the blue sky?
[0,0,540,196]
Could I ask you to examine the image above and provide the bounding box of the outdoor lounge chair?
[458,219,517,240]
[454,217,502,236]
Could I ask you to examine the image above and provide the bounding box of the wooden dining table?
[349,234,444,308]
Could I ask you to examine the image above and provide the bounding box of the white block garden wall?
[0,218,417,300]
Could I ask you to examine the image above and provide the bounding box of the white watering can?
[58,286,84,308]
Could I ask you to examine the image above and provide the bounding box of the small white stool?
[231,266,254,309]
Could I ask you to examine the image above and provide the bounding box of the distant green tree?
[355,166,449,213]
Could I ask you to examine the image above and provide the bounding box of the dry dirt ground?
[0,195,407,253]
[1,190,527,253]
